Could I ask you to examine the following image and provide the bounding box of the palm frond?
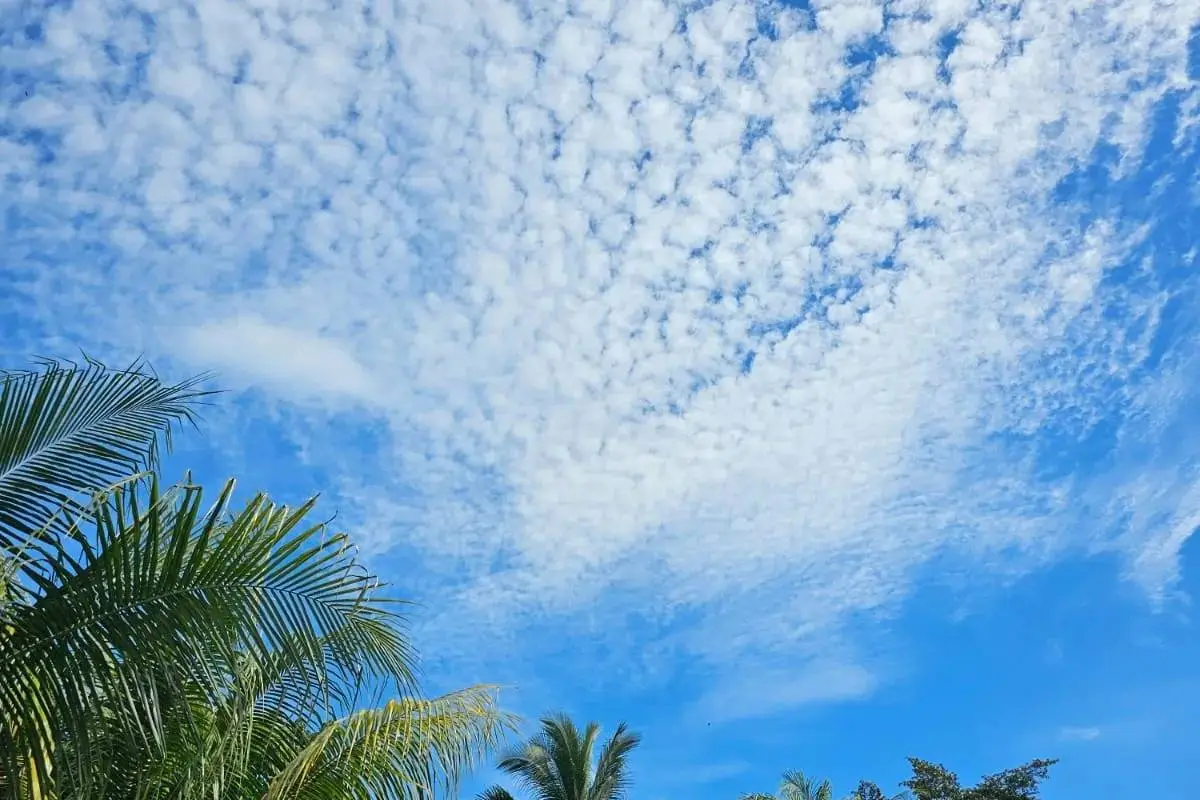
[587,723,641,800]
[0,553,18,629]
[146,696,309,800]
[498,739,563,800]
[478,786,520,800]
[0,357,211,567]
[0,475,416,796]
[781,770,830,800]
[543,715,591,800]
[264,685,516,800]
[498,715,640,800]
[133,623,427,800]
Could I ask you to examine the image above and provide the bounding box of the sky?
[2,0,1200,796]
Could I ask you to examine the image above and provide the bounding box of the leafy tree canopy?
[901,757,1058,800]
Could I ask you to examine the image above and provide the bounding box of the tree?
[901,757,1058,800]
[968,759,1058,799]
[0,358,210,795]
[742,770,836,800]
[477,714,642,800]
[0,359,515,798]
[847,780,907,800]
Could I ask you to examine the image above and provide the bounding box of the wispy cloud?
[181,315,379,403]
[1059,725,1103,742]
[3,0,1199,716]
[687,660,877,725]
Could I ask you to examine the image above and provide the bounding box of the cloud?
[1058,725,1103,742]
[3,0,1200,716]
[687,660,877,725]
[179,315,378,403]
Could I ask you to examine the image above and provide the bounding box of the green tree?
[477,714,642,800]
[742,770,836,800]
[901,757,1058,800]
[0,359,514,798]
[847,780,907,800]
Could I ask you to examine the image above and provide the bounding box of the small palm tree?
[477,714,641,800]
[742,770,835,800]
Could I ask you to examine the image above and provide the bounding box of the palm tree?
[0,359,515,798]
[742,771,835,800]
[476,714,641,800]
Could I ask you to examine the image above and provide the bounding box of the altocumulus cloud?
[2,0,1200,714]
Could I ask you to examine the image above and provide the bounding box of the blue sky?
[3,0,1200,797]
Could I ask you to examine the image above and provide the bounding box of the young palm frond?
[49,654,513,800]
[780,770,834,800]
[741,770,839,800]
[264,685,516,800]
[143,622,440,800]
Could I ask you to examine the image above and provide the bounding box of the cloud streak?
[3,0,1200,713]
[1058,725,1102,742]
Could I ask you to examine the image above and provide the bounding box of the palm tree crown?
[478,714,641,800]
[742,770,835,800]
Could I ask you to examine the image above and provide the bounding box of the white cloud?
[178,315,378,403]
[687,661,877,725]
[3,0,1200,716]
[1059,725,1103,742]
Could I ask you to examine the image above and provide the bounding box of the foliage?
[755,756,1056,800]
[900,757,1058,800]
[743,770,835,800]
[0,359,514,799]
[0,357,210,569]
[478,714,642,800]
[847,780,907,800]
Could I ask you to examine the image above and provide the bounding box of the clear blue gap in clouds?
[2,0,1200,799]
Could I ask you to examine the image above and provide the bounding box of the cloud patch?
[179,315,378,403]
[1058,725,1103,742]
[687,660,878,725]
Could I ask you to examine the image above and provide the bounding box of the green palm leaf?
[478,787,520,800]
[0,357,210,567]
[743,769,838,800]
[490,715,641,800]
[0,475,418,796]
[265,685,516,800]
[782,771,834,800]
[585,722,639,800]
[0,358,515,798]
